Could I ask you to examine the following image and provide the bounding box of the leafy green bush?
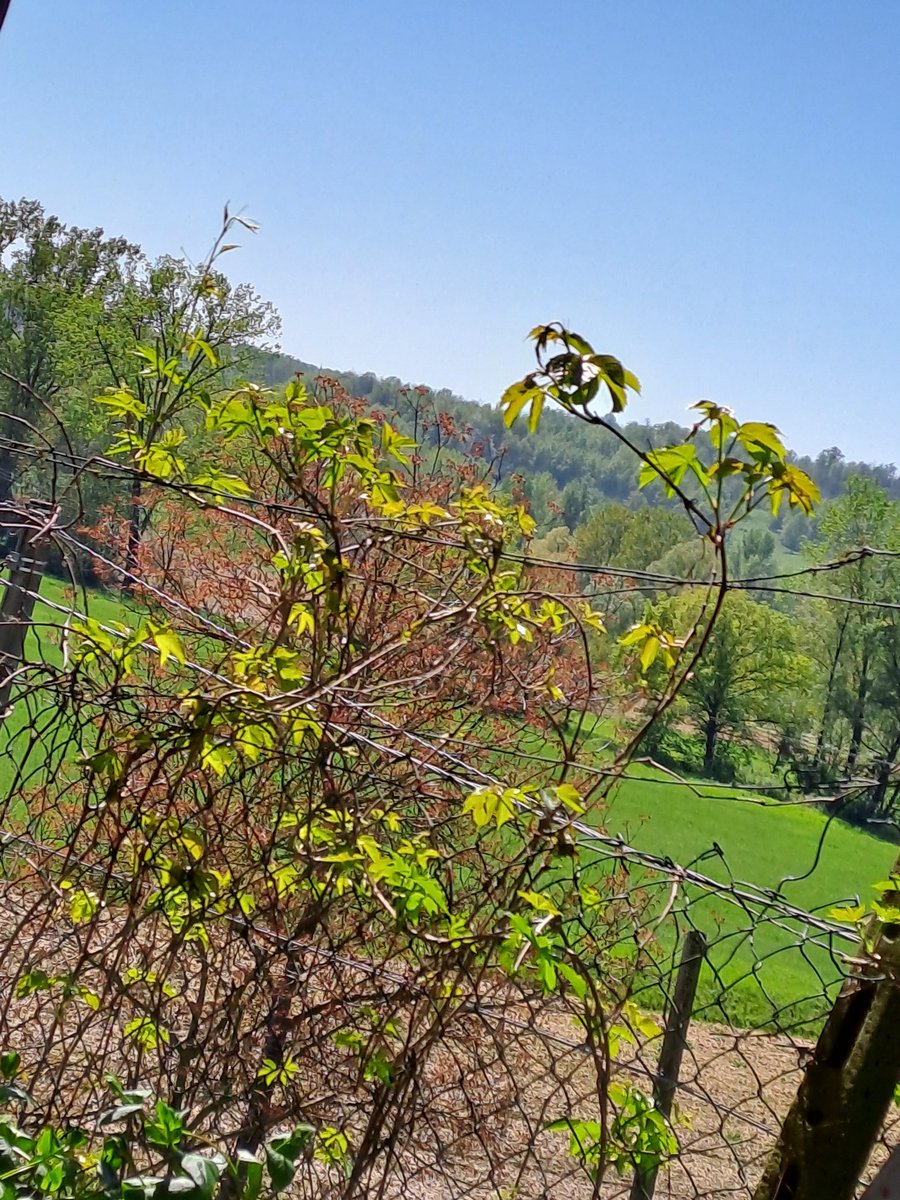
[0,1057,313,1200]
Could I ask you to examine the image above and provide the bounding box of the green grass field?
[0,575,137,809]
[583,764,894,1028]
[505,715,892,1027]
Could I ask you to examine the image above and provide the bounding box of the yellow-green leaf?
[518,889,561,916]
[500,380,541,429]
[828,904,865,923]
[736,421,786,462]
[150,626,186,668]
[69,887,100,925]
[463,787,517,830]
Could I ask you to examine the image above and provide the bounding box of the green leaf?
[463,787,517,829]
[16,969,55,998]
[499,379,542,429]
[101,1101,147,1125]
[0,1052,20,1082]
[236,722,275,762]
[122,1175,165,1200]
[288,604,315,635]
[535,952,557,992]
[180,1153,223,1200]
[527,393,545,433]
[552,782,584,813]
[201,740,233,777]
[234,1150,263,1200]
[517,890,561,917]
[315,1126,350,1174]
[736,421,786,463]
[97,389,148,420]
[871,900,899,923]
[143,1100,184,1149]
[782,464,820,514]
[828,904,865,923]
[638,444,706,494]
[191,471,252,500]
[639,635,660,672]
[148,624,187,668]
[265,1126,314,1192]
[68,886,99,925]
[557,962,587,1000]
[185,334,218,368]
[124,1017,170,1051]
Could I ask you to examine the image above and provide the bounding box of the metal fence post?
[0,502,52,716]
[630,929,707,1200]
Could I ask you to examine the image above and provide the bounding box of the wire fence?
[0,420,898,1199]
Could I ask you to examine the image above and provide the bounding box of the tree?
[733,526,776,579]
[781,507,809,552]
[575,504,693,572]
[94,214,280,582]
[0,308,826,1194]
[5,327,672,1195]
[560,477,592,530]
[809,477,900,778]
[650,588,813,777]
[574,502,632,566]
[529,524,574,562]
[518,469,561,532]
[0,197,140,506]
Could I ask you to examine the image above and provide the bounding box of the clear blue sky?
[2,1,899,463]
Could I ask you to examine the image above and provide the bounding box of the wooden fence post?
[0,503,52,716]
[630,929,707,1200]
[752,854,900,1200]
[860,1144,900,1199]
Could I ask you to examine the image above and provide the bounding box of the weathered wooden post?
[860,1144,900,1199]
[630,929,706,1200]
[752,860,900,1200]
[0,502,53,716]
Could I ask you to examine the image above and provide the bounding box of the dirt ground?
[397,1008,899,1200]
[0,876,894,1200]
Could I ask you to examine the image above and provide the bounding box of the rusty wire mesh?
[0,420,897,1200]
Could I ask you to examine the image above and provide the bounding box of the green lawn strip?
[586,764,894,1029]
[478,714,892,1027]
[0,576,137,822]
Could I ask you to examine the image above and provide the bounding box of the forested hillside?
[249,350,900,539]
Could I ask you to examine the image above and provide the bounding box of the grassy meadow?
[504,717,891,1028]
[589,765,894,1028]
[0,575,136,816]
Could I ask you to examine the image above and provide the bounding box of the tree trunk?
[870,728,900,819]
[846,649,871,776]
[123,475,143,591]
[0,444,14,508]
[703,715,718,776]
[752,857,900,1200]
[0,443,19,559]
[815,609,850,764]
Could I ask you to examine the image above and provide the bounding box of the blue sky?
[2,1,900,462]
